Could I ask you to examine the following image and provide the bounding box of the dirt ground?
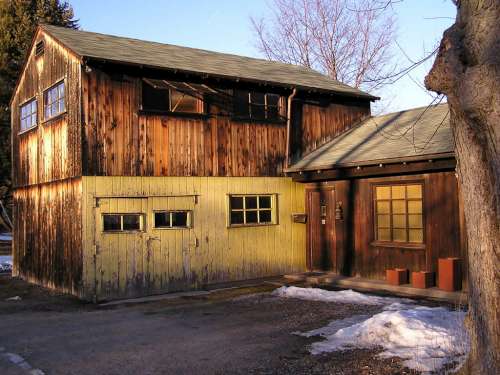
[0,274,430,375]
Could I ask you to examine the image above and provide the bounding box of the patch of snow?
[0,233,12,241]
[309,305,468,373]
[273,286,413,306]
[0,255,12,272]
[295,314,372,338]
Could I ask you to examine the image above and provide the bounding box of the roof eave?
[285,152,456,173]
[81,54,378,100]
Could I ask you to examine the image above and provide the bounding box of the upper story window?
[44,81,65,120]
[233,90,283,122]
[20,98,37,132]
[374,184,424,244]
[228,194,277,227]
[142,79,204,114]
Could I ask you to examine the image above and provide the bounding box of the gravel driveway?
[0,275,421,375]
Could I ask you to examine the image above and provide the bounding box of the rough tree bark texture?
[425,1,499,373]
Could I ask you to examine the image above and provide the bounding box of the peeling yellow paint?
[82,176,306,300]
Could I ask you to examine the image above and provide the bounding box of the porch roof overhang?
[286,154,456,182]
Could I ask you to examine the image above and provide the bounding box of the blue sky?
[70,0,456,114]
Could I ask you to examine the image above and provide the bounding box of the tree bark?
[425,1,499,374]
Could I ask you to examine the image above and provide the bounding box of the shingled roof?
[41,25,376,100]
[287,104,453,171]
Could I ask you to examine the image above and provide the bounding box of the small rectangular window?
[20,98,37,132]
[233,91,283,121]
[153,211,192,229]
[103,214,143,232]
[229,194,276,226]
[374,184,424,244]
[44,81,65,120]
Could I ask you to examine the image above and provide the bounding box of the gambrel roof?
[41,25,376,100]
[287,104,453,171]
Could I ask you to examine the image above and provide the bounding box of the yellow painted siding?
[82,176,306,300]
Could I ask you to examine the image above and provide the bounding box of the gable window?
[233,90,283,121]
[103,214,144,232]
[20,98,37,132]
[228,194,277,226]
[44,81,65,120]
[153,210,192,229]
[142,79,203,114]
[374,184,424,244]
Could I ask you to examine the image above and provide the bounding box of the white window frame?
[19,97,38,133]
[43,79,66,121]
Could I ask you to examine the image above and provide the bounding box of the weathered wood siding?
[11,30,82,187]
[12,179,83,296]
[295,101,370,159]
[81,70,287,177]
[81,176,306,301]
[313,172,467,287]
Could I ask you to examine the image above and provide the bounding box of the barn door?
[306,188,336,271]
[95,197,149,299]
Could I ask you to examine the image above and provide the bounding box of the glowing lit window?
[374,184,423,243]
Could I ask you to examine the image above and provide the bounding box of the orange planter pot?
[412,271,434,289]
[386,268,408,285]
[438,258,462,291]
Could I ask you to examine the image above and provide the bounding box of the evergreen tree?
[0,0,78,214]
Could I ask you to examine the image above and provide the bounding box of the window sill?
[231,116,286,125]
[152,227,191,230]
[18,125,38,136]
[370,241,425,250]
[138,109,209,120]
[228,223,278,228]
[102,231,144,234]
[42,111,67,124]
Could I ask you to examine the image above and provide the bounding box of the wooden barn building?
[11,25,466,301]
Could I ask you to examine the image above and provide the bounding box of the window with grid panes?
[44,81,65,120]
[233,90,283,121]
[20,98,37,132]
[229,195,276,226]
[374,184,423,243]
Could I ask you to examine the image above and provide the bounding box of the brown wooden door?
[307,188,336,271]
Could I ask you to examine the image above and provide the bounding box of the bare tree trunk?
[425,1,499,374]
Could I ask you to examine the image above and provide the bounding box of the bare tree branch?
[251,0,397,91]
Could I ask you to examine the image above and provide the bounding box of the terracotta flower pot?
[412,271,434,289]
[438,257,462,291]
[386,268,408,285]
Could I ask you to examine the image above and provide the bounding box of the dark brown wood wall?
[298,101,370,157]
[82,69,371,177]
[11,31,82,187]
[350,172,466,287]
[12,179,83,296]
[81,69,288,177]
[306,171,467,288]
